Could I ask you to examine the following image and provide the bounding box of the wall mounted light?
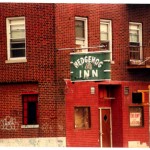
[124,86,129,95]
[91,87,95,94]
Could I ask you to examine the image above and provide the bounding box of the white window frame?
[75,17,88,52]
[100,19,112,60]
[6,17,27,63]
[129,22,143,60]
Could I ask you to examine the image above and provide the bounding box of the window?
[100,20,112,59]
[74,107,91,129]
[129,22,142,60]
[75,17,88,52]
[22,94,38,125]
[132,92,142,104]
[6,17,26,62]
[100,20,112,50]
[129,106,144,127]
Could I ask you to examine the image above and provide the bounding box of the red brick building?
[0,3,65,146]
[0,3,150,147]
[55,4,150,148]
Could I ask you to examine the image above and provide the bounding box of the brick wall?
[0,83,39,138]
[0,3,55,83]
[0,3,150,145]
[55,4,129,81]
[65,81,123,147]
[55,4,150,147]
[65,80,150,147]
[0,3,65,138]
[55,4,150,82]
[122,81,150,147]
[65,81,99,147]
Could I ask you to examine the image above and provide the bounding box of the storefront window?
[74,107,91,129]
[129,106,144,127]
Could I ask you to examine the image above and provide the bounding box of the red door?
[101,108,112,147]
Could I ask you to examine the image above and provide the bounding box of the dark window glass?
[22,95,38,125]
[28,102,37,124]
[132,92,142,103]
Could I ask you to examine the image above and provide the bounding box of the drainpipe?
[148,85,150,147]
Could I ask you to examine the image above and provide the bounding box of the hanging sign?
[70,51,111,82]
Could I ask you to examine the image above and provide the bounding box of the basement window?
[22,94,38,126]
[74,107,91,129]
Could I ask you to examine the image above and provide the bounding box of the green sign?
[70,51,111,82]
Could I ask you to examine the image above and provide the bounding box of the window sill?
[111,60,115,64]
[21,125,39,128]
[5,59,27,64]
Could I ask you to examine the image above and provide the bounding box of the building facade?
[0,3,150,147]
[0,3,66,147]
[55,4,150,148]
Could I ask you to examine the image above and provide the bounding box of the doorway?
[100,108,112,147]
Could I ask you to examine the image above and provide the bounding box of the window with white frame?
[129,22,142,60]
[100,20,112,58]
[6,17,26,62]
[100,20,112,50]
[75,17,88,52]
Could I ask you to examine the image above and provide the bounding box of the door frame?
[99,107,112,147]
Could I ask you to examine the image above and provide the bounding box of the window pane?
[10,24,25,38]
[129,24,139,43]
[11,42,25,49]
[10,39,25,58]
[100,24,108,32]
[101,33,108,41]
[11,30,25,39]
[130,30,138,34]
[75,20,84,38]
[132,92,142,103]
[11,49,25,58]
[129,46,140,60]
[11,40,25,48]
[100,23,109,41]
[130,34,139,42]
[74,107,91,129]
[28,102,37,124]
[11,24,25,30]
[10,19,24,25]
[129,24,139,30]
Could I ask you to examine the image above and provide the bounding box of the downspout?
[53,4,57,138]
